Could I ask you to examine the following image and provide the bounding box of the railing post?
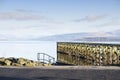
[37,53,40,66]
[43,54,45,66]
[53,58,55,64]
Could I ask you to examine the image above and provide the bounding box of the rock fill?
[0,57,43,66]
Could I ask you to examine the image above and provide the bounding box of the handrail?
[37,53,55,66]
[37,53,55,59]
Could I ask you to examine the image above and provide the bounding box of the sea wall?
[57,42,120,66]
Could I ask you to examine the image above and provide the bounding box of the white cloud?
[0,9,65,26]
[90,32,116,37]
[73,14,107,22]
[94,19,120,27]
[0,10,47,20]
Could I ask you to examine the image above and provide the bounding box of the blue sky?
[0,0,120,40]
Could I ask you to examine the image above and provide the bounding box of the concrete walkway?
[0,66,120,80]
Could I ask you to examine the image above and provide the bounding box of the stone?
[0,61,5,65]
[8,57,17,63]
[0,57,47,67]
[12,63,22,66]
[17,58,26,65]
[0,57,5,62]
[4,59,11,66]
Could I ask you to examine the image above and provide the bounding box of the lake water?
[0,41,57,61]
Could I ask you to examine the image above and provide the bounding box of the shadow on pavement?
[0,76,30,80]
[35,76,81,80]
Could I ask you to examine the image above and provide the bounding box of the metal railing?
[37,53,55,66]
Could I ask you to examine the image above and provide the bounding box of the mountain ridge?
[35,30,120,41]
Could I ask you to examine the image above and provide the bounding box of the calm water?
[0,41,57,61]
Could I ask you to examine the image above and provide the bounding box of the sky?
[0,0,120,40]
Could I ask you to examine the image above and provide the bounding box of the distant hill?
[78,37,120,42]
[0,29,120,41]
[33,30,120,42]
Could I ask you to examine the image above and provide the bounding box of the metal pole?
[43,54,45,66]
[53,58,55,64]
[37,53,40,66]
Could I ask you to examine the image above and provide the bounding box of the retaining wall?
[57,42,120,66]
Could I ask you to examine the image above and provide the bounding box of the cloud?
[0,9,64,25]
[95,19,120,27]
[73,14,107,22]
[0,10,46,20]
[109,29,120,36]
[90,32,116,37]
[15,9,39,13]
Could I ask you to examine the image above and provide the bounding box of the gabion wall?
[57,42,120,66]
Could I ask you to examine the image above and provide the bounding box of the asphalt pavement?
[0,66,120,80]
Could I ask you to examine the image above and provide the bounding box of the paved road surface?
[0,66,120,80]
